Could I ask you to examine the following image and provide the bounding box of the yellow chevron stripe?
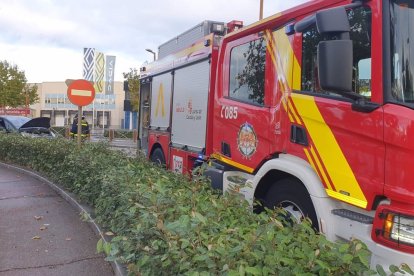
[272,29,295,88]
[326,189,367,209]
[304,148,320,176]
[309,145,332,190]
[287,111,295,124]
[303,148,323,189]
[268,29,332,194]
[267,28,324,188]
[264,25,366,208]
[266,28,325,190]
[211,153,254,174]
[266,28,303,124]
[291,93,367,208]
[288,99,302,126]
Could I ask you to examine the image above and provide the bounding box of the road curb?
[0,161,127,276]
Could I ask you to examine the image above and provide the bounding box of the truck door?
[214,33,271,173]
[292,4,384,209]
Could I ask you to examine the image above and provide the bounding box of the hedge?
[0,134,411,276]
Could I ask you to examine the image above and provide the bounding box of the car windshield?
[390,0,414,105]
[7,116,31,129]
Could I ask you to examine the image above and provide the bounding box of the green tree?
[123,68,140,112]
[0,60,38,108]
[232,38,266,105]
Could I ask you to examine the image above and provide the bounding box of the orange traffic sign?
[67,79,95,106]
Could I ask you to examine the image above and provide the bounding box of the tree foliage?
[123,68,140,112]
[301,6,372,93]
[0,60,38,108]
[231,38,266,104]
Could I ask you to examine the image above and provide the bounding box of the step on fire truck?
[138,0,414,268]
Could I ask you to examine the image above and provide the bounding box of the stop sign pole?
[67,80,95,148]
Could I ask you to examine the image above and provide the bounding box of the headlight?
[373,207,414,253]
[385,213,414,246]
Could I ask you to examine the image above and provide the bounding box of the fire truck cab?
[138,0,414,268]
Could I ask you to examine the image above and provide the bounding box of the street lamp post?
[25,90,29,117]
[259,0,263,20]
[145,49,156,61]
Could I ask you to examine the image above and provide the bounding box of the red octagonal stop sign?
[67,79,95,106]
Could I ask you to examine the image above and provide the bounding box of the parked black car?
[0,116,56,138]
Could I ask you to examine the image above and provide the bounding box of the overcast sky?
[0,0,308,83]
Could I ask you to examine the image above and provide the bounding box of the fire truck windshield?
[390,0,414,106]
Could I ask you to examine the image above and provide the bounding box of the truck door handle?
[221,141,231,157]
[290,125,308,146]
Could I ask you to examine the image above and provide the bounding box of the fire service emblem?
[237,123,258,159]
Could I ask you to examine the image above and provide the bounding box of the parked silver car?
[0,116,56,138]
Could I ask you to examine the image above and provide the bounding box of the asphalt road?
[0,165,114,276]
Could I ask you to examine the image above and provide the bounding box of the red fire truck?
[138,0,414,268]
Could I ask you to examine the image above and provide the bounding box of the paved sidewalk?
[0,165,114,276]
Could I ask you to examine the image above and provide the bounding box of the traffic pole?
[77,106,82,149]
[259,0,263,20]
[66,79,95,148]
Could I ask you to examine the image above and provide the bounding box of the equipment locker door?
[171,60,210,151]
[150,72,172,130]
[138,80,151,154]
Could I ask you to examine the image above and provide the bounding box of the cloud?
[0,0,308,82]
[0,42,82,82]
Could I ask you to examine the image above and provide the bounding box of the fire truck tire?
[150,147,166,166]
[264,177,319,231]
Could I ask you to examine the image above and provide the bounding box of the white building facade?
[30,81,125,128]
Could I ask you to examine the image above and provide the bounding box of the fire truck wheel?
[264,178,319,231]
[150,147,166,166]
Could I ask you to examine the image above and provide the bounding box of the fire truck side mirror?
[318,40,353,93]
[314,6,353,93]
[315,7,350,34]
[294,7,349,34]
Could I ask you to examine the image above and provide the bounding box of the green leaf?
[342,254,353,263]
[376,264,387,276]
[357,251,370,267]
[245,266,262,275]
[228,271,239,276]
[315,259,330,270]
[103,242,111,256]
[194,212,207,224]
[338,243,350,253]
[193,254,209,262]
[238,264,245,276]
[390,264,402,274]
[96,239,103,253]
[401,263,414,275]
